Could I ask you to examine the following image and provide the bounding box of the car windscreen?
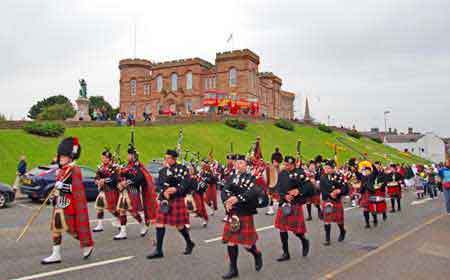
[27,166,56,177]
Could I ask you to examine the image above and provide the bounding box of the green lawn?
[0,121,429,184]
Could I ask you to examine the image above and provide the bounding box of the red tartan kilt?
[321,200,344,225]
[156,197,190,226]
[63,213,77,236]
[205,184,218,210]
[368,199,387,214]
[128,191,143,213]
[61,211,94,247]
[222,215,258,246]
[193,193,208,221]
[306,194,320,205]
[387,186,402,198]
[104,190,119,211]
[274,203,307,234]
[359,192,369,209]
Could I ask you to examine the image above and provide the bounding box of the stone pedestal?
[72,97,91,121]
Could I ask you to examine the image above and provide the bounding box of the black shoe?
[276,253,290,262]
[222,268,239,279]
[183,242,195,255]
[390,209,396,213]
[302,239,310,256]
[338,230,346,242]
[146,250,164,259]
[306,216,312,221]
[373,222,378,227]
[324,241,331,246]
[398,207,401,212]
[383,214,387,221]
[254,252,263,271]
[365,224,371,229]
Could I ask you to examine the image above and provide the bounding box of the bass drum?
[267,164,279,189]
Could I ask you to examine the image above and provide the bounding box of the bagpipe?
[220,182,241,233]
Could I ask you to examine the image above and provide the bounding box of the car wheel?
[0,192,6,208]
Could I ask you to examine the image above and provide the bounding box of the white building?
[384,132,446,163]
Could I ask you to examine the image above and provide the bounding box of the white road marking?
[204,205,358,243]
[411,198,433,205]
[10,256,135,280]
[15,203,36,209]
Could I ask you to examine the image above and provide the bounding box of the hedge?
[224,118,247,130]
[318,124,333,133]
[347,130,361,139]
[23,121,65,137]
[275,119,294,131]
[371,137,383,144]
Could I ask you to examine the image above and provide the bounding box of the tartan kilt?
[193,193,208,221]
[128,191,144,213]
[321,200,344,225]
[104,190,119,212]
[306,194,321,205]
[205,184,218,210]
[387,185,402,198]
[359,192,369,210]
[222,215,258,246]
[156,197,190,226]
[274,203,307,234]
[368,196,387,214]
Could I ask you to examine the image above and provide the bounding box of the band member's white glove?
[55,181,72,193]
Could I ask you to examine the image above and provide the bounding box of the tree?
[89,96,114,120]
[37,103,76,120]
[0,113,7,122]
[28,95,73,119]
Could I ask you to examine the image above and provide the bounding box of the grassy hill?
[0,121,428,184]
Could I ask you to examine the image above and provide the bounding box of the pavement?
[1,191,449,280]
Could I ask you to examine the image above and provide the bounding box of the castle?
[119,49,295,120]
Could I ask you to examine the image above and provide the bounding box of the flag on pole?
[227,33,233,43]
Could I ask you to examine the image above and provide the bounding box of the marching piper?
[384,164,404,212]
[360,166,387,228]
[221,154,263,279]
[190,162,209,227]
[305,160,323,221]
[92,149,120,233]
[147,149,195,259]
[266,148,283,215]
[115,144,157,240]
[201,160,219,216]
[320,160,348,246]
[274,156,312,262]
[42,137,94,265]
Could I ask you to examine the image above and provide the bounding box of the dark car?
[19,165,99,202]
[0,183,15,208]
[147,160,164,192]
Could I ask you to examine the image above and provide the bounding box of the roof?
[384,134,424,143]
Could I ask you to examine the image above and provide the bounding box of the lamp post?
[384,110,391,134]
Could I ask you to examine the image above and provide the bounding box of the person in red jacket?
[42,137,94,265]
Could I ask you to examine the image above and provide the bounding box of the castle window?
[143,83,150,95]
[229,68,237,87]
[186,100,193,113]
[186,71,193,90]
[130,79,137,96]
[156,75,163,92]
[212,76,216,88]
[204,78,209,89]
[171,73,178,91]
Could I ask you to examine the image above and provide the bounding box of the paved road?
[1,191,448,280]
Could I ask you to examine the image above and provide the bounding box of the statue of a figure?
[78,79,87,98]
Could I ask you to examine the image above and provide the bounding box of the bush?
[275,119,294,131]
[23,121,65,137]
[0,113,6,122]
[37,103,76,120]
[318,124,332,133]
[28,95,74,119]
[225,118,247,130]
[371,137,383,144]
[347,130,361,139]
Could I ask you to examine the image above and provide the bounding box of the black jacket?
[320,172,348,201]
[361,173,385,194]
[277,168,313,205]
[221,170,259,216]
[158,163,190,199]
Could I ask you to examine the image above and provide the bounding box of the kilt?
[193,193,208,221]
[368,196,387,214]
[387,185,402,198]
[274,203,307,234]
[321,200,344,225]
[205,184,218,210]
[222,215,258,246]
[306,194,320,205]
[359,192,369,210]
[104,190,119,212]
[128,191,144,213]
[156,197,190,226]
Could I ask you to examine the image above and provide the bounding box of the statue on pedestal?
[72,79,91,121]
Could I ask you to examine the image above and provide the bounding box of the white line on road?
[10,256,135,280]
[411,197,433,205]
[14,203,37,209]
[204,205,358,243]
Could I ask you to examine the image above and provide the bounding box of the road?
[1,191,449,280]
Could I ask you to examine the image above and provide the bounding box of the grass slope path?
[0,122,428,184]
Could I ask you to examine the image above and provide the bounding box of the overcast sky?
[1,0,449,136]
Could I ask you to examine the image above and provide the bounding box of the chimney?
[394,128,398,135]
[388,128,392,134]
[408,127,413,134]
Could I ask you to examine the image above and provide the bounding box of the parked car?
[147,160,164,192]
[19,165,99,202]
[0,183,16,208]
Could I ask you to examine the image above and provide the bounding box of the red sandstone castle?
[119,49,295,120]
